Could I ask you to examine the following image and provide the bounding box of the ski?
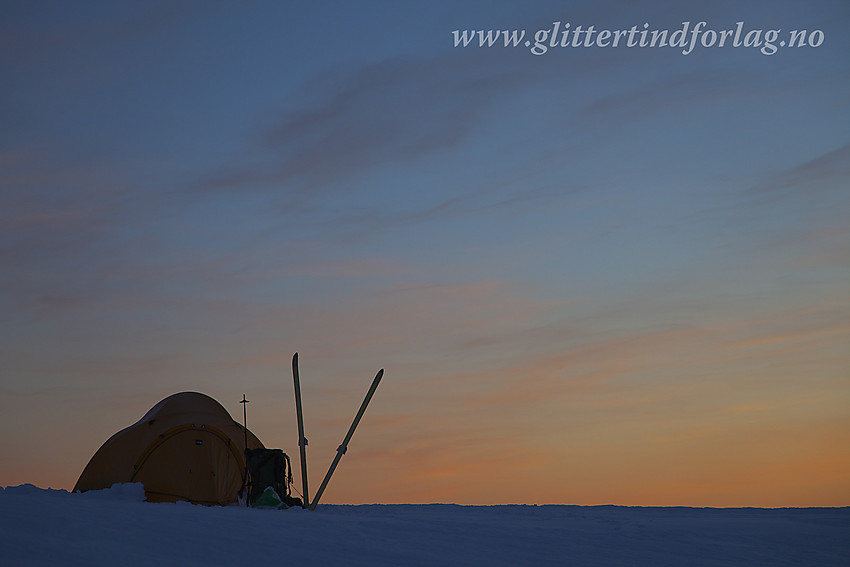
[292,353,310,508]
[309,368,384,510]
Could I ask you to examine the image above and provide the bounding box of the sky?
[1,0,848,507]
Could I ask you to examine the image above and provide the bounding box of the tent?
[74,392,264,505]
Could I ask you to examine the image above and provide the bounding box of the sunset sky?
[1,1,848,507]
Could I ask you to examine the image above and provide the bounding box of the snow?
[2,484,848,566]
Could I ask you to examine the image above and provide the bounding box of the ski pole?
[240,394,250,505]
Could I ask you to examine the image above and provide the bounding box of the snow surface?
[1,484,848,566]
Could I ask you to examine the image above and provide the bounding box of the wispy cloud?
[0,1,209,64]
[199,52,544,197]
[751,142,850,196]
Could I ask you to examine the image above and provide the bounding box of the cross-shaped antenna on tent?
[240,394,249,450]
[240,393,250,503]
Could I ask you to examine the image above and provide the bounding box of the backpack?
[244,448,303,508]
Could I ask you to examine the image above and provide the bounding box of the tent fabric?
[74,392,264,505]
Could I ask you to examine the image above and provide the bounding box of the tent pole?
[292,353,310,508]
[309,368,383,511]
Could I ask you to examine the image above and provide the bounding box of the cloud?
[750,142,850,195]
[199,51,544,195]
[735,144,850,269]
[0,1,208,63]
[424,291,850,417]
[0,154,135,319]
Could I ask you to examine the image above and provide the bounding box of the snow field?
[1,484,848,566]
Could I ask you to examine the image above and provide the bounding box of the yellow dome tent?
[74,392,264,505]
